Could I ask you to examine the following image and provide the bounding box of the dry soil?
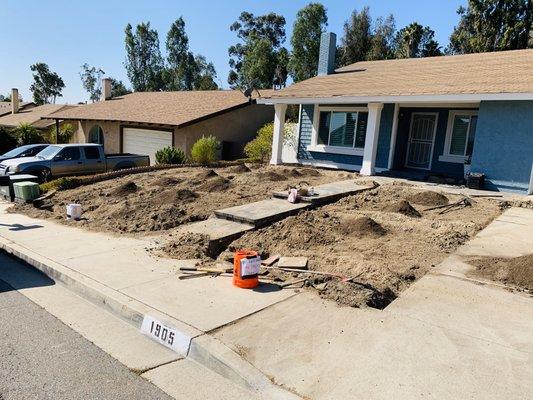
[219,183,503,308]
[11,165,354,234]
[469,254,533,293]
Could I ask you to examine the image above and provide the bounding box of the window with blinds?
[318,111,368,148]
[449,114,478,156]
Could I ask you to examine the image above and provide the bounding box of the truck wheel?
[36,169,51,183]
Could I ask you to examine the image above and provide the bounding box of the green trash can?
[13,182,40,202]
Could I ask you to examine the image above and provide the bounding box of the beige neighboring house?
[46,79,274,164]
[0,89,78,136]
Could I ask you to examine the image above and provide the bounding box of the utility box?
[13,181,40,203]
[466,173,485,190]
[0,174,39,201]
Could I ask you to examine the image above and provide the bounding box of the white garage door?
[123,127,172,165]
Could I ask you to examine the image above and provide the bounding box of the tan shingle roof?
[47,90,268,126]
[261,49,533,101]
[0,104,77,129]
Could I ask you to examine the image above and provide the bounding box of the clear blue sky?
[0,0,465,104]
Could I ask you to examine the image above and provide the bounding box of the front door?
[405,112,438,170]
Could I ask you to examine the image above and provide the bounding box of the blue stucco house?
[259,33,533,194]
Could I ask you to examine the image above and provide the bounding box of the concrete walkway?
[184,179,370,240]
[1,201,532,399]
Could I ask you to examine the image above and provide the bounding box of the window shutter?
[355,112,368,148]
[318,112,330,145]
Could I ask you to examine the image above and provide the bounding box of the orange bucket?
[233,250,260,289]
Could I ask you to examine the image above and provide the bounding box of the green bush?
[155,146,186,165]
[40,176,83,193]
[0,126,18,154]
[191,135,220,165]
[13,123,47,146]
[244,123,274,162]
[48,123,75,144]
[244,122,296,162]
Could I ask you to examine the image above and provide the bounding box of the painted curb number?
[140,315,190,354]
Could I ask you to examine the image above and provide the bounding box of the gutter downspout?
[55,119,60,144]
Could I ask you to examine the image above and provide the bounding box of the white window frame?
[308,105,368,156]
[439,110,478,164]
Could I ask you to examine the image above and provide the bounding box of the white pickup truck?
[0,144,150,182]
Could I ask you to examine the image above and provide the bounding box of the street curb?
[0,236,302,399]
[189,335,302,400]
[0,236,200,356]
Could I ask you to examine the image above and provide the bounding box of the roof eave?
[257,92,533,105]
[43,99,255,128]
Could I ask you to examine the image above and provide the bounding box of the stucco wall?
[471,101,533,193]
[175,103,273,160]
[74,120,121,154]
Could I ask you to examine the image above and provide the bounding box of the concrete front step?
[272,179,373,205]
[215,199,309,228]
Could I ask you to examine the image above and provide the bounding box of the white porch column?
[270,103,287,165]
[360,102,384,176]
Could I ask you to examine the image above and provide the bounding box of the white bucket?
[66,204,82,220]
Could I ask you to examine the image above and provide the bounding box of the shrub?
[0,126,18,154]
[244,123,294,162]
[48,123,75,144]
[244,123,273,162]
[155,146,186,165]
[191,135,220,165]
[13,123,47,146]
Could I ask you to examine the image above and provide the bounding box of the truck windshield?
[36,145,62,160]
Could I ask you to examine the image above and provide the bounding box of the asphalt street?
[0,256,172,400]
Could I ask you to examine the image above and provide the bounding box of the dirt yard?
[469,254,533,294]
[10,165,354,234]
[215,182,503,308]
[10,164,514,309]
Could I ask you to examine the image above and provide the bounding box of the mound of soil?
[147,204,187,231]
[227,164,251,174]
[160,232,211,260]
[175,189,198,201]
[385,200,421,218]
[256,171,286,181]
[196,176,230,192]
[299,168,320,177]
[338,216,387,237]
[159,188,198,204]
[154,176,183,186]
[407,191,449,207]
[110,181,138,197]
[470,254,533,291]
[195,169,218,180]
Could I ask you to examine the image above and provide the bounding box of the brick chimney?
[11,88,19,114]
[101,78,112,101]
[317,32,337,76]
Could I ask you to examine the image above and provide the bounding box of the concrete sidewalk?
[214,207,533,399]
[1,202,532,399]
[0,202,299,399]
